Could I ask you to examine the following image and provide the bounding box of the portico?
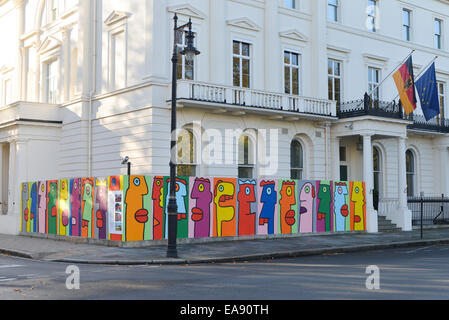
[332,116,414,232]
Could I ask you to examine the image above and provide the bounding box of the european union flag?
[415,62,440,121]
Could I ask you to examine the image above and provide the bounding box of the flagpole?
[392,55,439,102]
[367,49,416,98]
[353,49,415,109]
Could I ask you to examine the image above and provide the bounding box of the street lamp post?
[167,14,200,258]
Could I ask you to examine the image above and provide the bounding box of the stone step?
[377,215,399,232]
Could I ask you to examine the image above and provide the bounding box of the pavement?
[1,226,449,265]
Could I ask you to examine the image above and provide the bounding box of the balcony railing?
[338,93,449,133]
[338,94,403,120]
[407,114,449,133]
[176,80,337,117]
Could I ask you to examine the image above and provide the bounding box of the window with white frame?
[176,30,195,80]
[328,0,339,22]
[403,9,411,41]
[368,67,380,107]
[284,51,300,95]
[284,0,297,10]
[290,139,304,180]
[328,59,342,108]
[45,60,58,104]
[340,146,348,181]
[177,128,196,177]
[367,0,378,32]
[406,149,416,197]
[238,135,254,179]
[435,19,442,49]
[233,41,251,88]
[373,146,382,210]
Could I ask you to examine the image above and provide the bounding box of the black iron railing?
[338,93,449,133]
[407,114,449,133]
[338,93,403,119]
[408,195,449,226]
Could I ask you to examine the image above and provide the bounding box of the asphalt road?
[0,244,448,300]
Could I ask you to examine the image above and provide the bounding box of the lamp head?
[180,19,200,62]
[121,156,129,165]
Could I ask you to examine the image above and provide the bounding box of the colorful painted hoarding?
[21,176,367,241]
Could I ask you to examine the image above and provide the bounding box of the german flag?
[393,56,417,115]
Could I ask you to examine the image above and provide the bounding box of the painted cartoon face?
[38,182,46,208]
[280,181,296,228]
[280,182,296,208]
[299,182,315,215]
[238,183,256,205]
[152,177,164,207]
[59,180,69,228]
[60,181,68,199]
[82,180,94,222]
[214,181,235,207]
[70,179,81,236]
[318,184,331,206]
[335,184,349,215]
[351,183,364,204]
[129,176,149,224]
[191,178,212,222]
[152,177,164,240]
[48,182,58,216]
[125,176,149,242]
[214,180,236,237]
[30,183,37,214]
[351,182,365,227]
[260,181,277,234]
[167,179,187,214]
[22,184,29,223]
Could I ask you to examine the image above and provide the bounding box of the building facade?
[1,0,449,235]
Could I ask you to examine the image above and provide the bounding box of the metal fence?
[407,195,449,226]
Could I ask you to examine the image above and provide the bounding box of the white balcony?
[174,80,337,120]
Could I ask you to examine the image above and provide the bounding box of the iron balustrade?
[338,93,449,133]
[407,195,449,239]
[407,114,449,133]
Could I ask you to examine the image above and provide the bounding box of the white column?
[332,137,341,181]
[264,0,281,92]
[363,134,378,233]
[398,137,412,231]
[209,0,226,84]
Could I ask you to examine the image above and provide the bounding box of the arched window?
[177,129,196,177]
[291,140,304,179]
[238,135,254,178]
[406,150,416,197]
[373,146,382,210]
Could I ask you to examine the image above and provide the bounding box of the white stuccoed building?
[0,0,448,235]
